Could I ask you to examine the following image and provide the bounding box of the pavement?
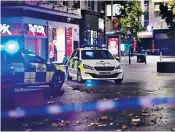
[1,56,175,131]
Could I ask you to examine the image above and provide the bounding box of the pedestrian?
[53,39,57,62]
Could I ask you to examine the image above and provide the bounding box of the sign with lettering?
[24,24,47,37]
[0,24,11,35]
[0,23,22,36]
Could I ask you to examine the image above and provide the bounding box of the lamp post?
[127,28,132,65]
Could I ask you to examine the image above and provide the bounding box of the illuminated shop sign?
[24,24,47,37]
[0,24,11,35]
[0,23,22,36]
[107,4,124,16]
[28,24,45,35]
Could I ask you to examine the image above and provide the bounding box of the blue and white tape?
[1,96,175,119]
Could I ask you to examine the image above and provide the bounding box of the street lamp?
[126,28,132,65]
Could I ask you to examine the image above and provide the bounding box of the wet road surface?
[2,56,175,131]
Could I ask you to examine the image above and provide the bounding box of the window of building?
[144,1,149,27]
[91,1,94,11]
[88,1,91,9]
[98,1,101,13]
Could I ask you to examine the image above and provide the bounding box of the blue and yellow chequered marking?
[35,63,47,82]
[11,62,64,83]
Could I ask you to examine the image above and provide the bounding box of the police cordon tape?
[1,96,175,119]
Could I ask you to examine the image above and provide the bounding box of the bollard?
[160,52,162,62]
[145,52,147,64]
[129,49,131,65]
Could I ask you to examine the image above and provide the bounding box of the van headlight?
[83,64,94,70]
[115,65,121,70]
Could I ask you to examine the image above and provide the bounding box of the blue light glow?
[85,80,103,87]
[0,45,3,49]
[4,40,20,54]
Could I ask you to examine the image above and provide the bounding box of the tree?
[159,0,175,40]
[159,0,175,29]
[118,0,145,42]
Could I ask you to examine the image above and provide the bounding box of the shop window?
[25,37,46,59]
[88,1,91,9]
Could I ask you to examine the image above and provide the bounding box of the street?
[2,56,175,131]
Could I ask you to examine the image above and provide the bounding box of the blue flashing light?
[0,45,3,49]
[85,80,103,87]
[4,40,20,54]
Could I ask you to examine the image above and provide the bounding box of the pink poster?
[108,38,119,56]
[66,28,73,56]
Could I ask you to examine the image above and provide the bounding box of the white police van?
[67,47,124,84]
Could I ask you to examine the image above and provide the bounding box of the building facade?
[80,1,105,47]
[139,0,172,53]
[1,1,105,62]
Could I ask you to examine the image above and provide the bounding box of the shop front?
[1,17,80,63]
[153,29,175,56]
[24,23,48,59]
[1,17,48,60]
[80,10,104,48]
[0,22,22,55]
[48,22,79,63]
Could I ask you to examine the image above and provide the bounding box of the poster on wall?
[108,37,119,56]
[0,23,22,36]
[66,28,73,56]
[56,27,65,63]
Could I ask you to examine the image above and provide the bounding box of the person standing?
[52,39,57,62]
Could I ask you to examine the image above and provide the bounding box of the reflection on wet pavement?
[2,61,175,131]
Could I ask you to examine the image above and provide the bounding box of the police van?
[1,44,65,94]
[67,47,124,84]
